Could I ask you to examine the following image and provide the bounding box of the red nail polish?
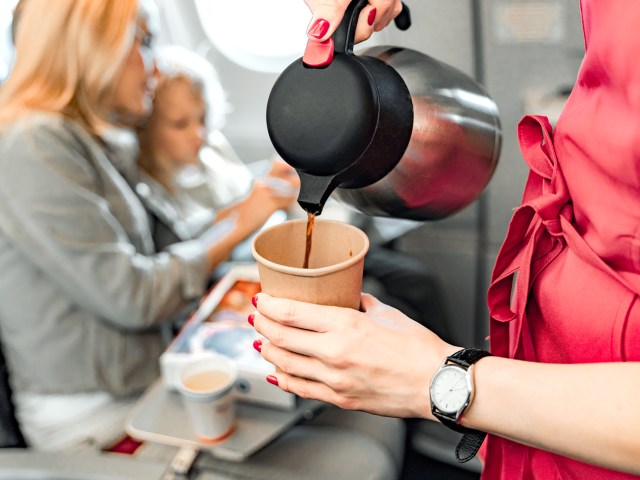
[252,295,258,308]
[368,8,377,26]
[248,314,255,326]
[253,339,262,353]
[266,375,279,386]
[308,18,330,39]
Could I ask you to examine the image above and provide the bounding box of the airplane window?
[0,0,17,82]
[193,0,311,73]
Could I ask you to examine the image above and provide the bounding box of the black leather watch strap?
[456,431,487,463]
[433,410,478,435]
[448,348,493,368]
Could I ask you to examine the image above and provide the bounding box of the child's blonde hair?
[138,73,206,192]
[137,46,229,192]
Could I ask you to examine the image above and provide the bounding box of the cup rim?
[250,219,370,277]
[177,355,238,399]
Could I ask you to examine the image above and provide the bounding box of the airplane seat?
[0,335,27,448]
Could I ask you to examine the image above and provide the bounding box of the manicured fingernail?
[248,314,255,326]
[368,8,377,26]
[252,295,258,308]
[266,375,279,386]
[253,339,262,353]
[308,18,330,39]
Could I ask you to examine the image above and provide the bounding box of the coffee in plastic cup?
[177,355,237,444]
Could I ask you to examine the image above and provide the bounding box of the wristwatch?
[429,348,492,463]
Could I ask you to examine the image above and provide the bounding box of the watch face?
[430,365,470,414]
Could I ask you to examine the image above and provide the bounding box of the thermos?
[266,1,501,220]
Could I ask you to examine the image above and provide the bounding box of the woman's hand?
[252,292,460,418]
[304,0,403,44]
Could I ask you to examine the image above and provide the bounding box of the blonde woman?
[0,0,208,451]
[0,2,404,476]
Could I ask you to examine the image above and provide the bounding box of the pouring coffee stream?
[303,212,315,269]
[267,0,502,223]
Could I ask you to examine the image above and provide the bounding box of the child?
[136,46,299,259]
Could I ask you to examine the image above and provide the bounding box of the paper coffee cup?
[177,355,237,444]
[251,219,369,309]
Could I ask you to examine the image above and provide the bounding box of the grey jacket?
[0,114,209,396]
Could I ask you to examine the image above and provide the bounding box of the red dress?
[484,1,640,478]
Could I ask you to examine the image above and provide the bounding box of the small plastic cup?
[177,355,238,444]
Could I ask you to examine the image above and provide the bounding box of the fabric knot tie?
[487,115,571,358]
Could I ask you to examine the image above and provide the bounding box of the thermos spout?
[295,171,340,216]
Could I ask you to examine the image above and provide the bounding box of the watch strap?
[432,410,478,435]
[433,410,487,463]
[455,431,487,463]
[447,348,493,369]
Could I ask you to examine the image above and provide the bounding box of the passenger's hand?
[252,292,461,419]
[265,156,300,193]
[206,181,297,271]
[234,181,296,232]
[304,0,403,44]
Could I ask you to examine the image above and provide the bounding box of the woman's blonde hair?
[0,0,139,134]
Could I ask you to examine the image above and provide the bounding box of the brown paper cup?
[250,219,369,310]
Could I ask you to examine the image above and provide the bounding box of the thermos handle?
[394,2,412,31]
[333,1,412,55]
